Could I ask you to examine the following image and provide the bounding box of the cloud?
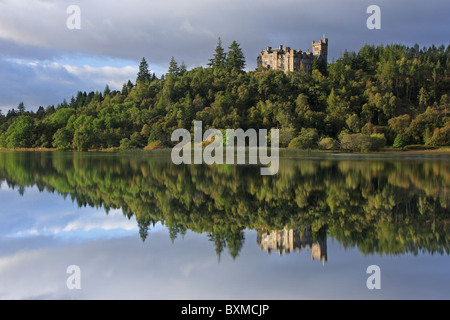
[0,57,137,110]
[62,64,138,90]
[0,186,138,242]
[1,228,449,299]
[1,0,447,64]
[0,184,449,299]
[0,0,448,110]
[7,207,138,240]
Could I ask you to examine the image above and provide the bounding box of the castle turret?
[312,35,328,62]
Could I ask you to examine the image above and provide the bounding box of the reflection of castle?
[257,226,327,264]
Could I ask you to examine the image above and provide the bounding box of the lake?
[0,151,449,299]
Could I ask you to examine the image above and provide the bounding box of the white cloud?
[0,57,138,110]
[0,0,448,111]
[62,64,138,89]
[4,208,138,240]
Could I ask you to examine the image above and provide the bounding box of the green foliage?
[388,114,410,135]
[53,128,73,150]
[17,102,26,114]
[339,132,385,152]
[1,42,449,151]
[225,41,246,72]
[318,137,338,150]
[168,56,180,76]
[288,128,319,149]
[370,133,386,150]
[346,114,362,133]
[361,122,375,135]
[208,37,227,69]
[72,115,98,151]
[393,133,408,148]
[136,57,151,83]
[340,133,370,152]
[4,115,34,148]
[428,123,450,146]
[407,107,443,144]
[278,127,297,147]
[0,132,7,148]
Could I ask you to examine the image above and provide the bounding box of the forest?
[0,40,449,151]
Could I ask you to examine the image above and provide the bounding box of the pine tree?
[208,37,227,69]
[226,40,246,72]
[17,102,25,114]
[168,56,180,76]
[121,83,128,95]
[103,84,111,96]
[136,57,151,83]
[179,61,187,75]
[127,80,134,91]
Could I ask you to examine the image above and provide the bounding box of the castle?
[257,226,327,264]
[257,36,328,74]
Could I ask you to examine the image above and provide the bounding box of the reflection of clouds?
[0,248,65,299]
[0,186,137,242]
[178,256,216,277]
[61,209,137,232]
[0,225,449,299]
[4,208,137,240]
[1,229,448,300]
[1,182,449,299]
[0,249,41,275]
[0,231,224,299]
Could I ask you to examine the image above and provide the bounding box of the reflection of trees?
[208,230,245,262]
[0,152,449,260]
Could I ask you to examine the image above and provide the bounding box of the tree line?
[0,39,449,151]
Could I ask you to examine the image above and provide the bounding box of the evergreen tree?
[17,102,25,114]
[127,80,134,91]
[208,37,227,69]
[103,84,111,96]
[136,57,151,83]
[226,40,246,72]
[138,218,150,242]
[179,61,187,75]
[121,83,128,95]
[168,56,180,76]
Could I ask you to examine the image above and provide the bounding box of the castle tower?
[312,35,328,62]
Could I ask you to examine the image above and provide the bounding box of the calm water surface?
[0,151,449,299]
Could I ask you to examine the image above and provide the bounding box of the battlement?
[312,35,328,61]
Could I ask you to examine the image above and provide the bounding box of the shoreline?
[1,146,449,156]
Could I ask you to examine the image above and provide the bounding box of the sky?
[0,0,449,113]
[1,185,449,299]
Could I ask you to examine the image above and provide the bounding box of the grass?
[0,147,56,152]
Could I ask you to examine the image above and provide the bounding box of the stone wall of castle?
[257,37,328,74]
[256,226,327,264]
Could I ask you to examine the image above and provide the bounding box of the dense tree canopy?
[0,42,449,150]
